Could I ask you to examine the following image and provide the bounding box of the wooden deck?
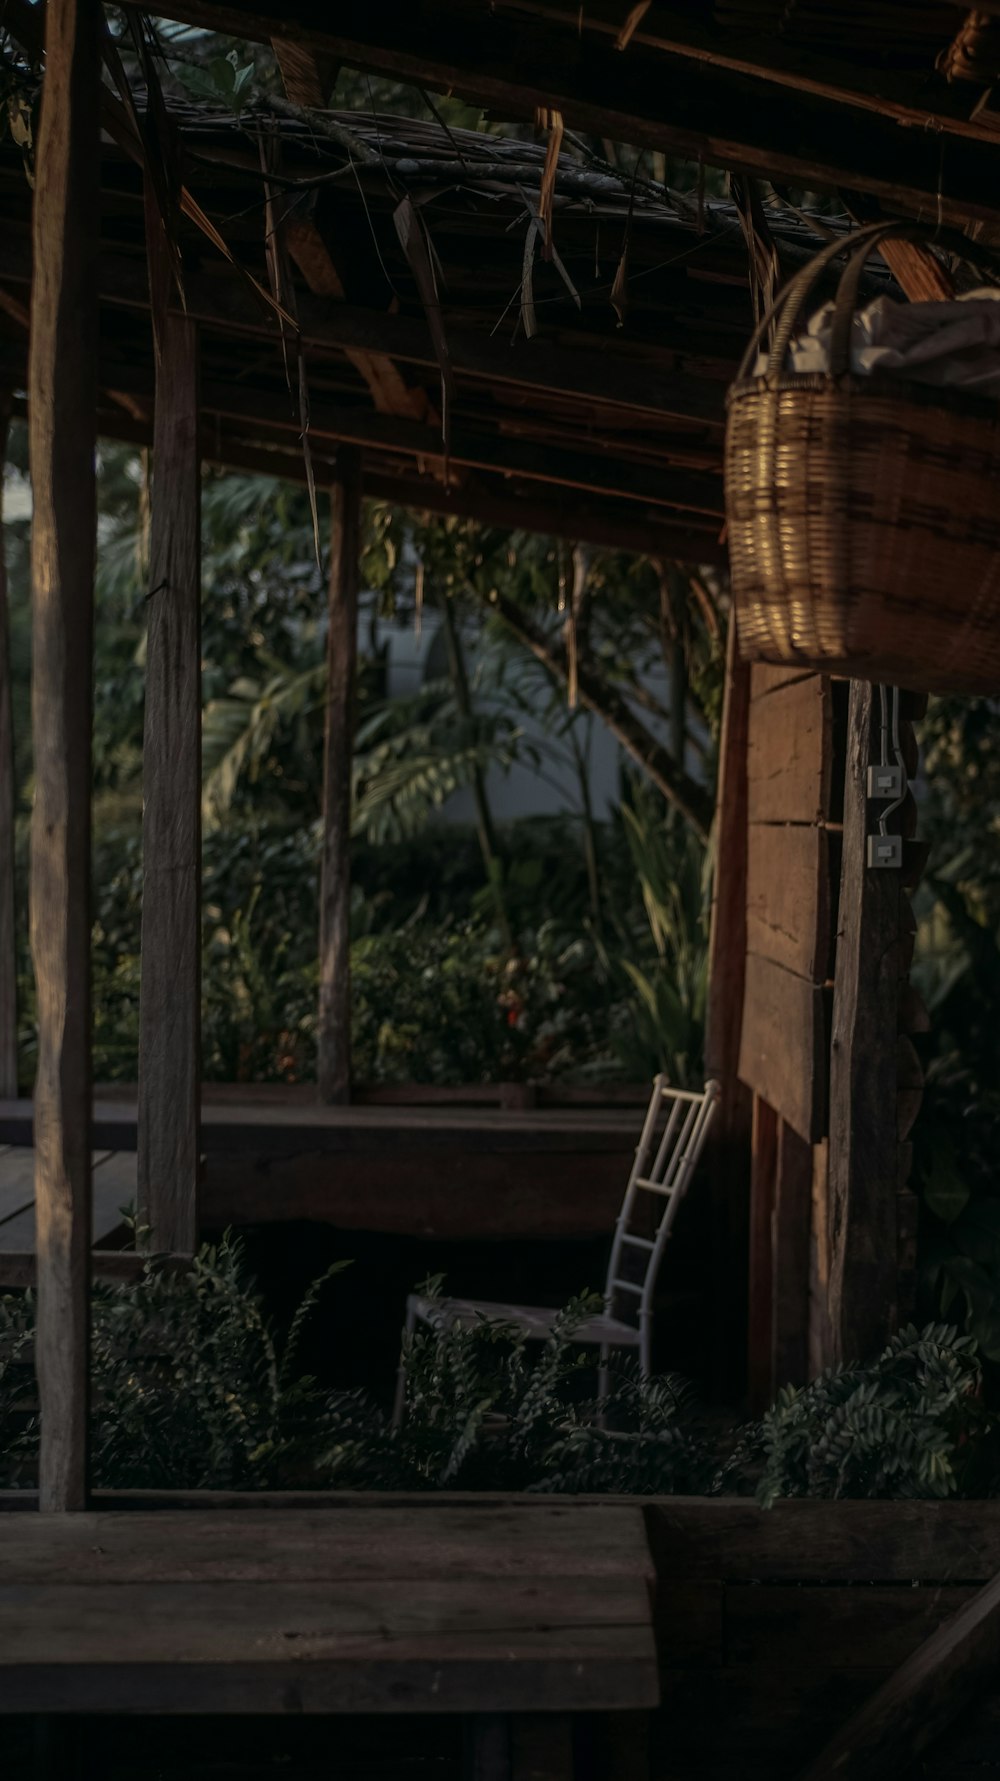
[0,1146,138,1287]
[0,1094,640,1244]
[0,1501,658,1725]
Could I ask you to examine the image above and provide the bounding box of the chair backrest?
[603,1076,720,1336]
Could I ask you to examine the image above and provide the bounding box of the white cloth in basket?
[755,288,1000,396]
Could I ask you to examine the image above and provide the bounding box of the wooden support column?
[772,1118,812,1389]
[827,682,901,1366]
[705,615,752,1400]
[137,305,201,1253]
[28,0,100,1512]
[0,397,16,1099]
[318,449,361,1105]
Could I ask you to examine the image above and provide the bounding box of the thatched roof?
[0,7,985,554]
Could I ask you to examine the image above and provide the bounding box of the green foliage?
[603,783,709,1085]
[0,1235,350,1490]
[732,1325,991,1507]
[908,694,1000,1359]
[171,48,255,114]
[0,1244,988,1501]
[319,1282,714,1495]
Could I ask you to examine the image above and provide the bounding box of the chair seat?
[408,1294,640,1348]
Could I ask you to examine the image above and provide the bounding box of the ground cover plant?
[0,1239,992,1499]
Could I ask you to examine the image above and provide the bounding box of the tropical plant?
[731,1324,992,1507]
[0,1234,350,1490]
[318,1280,715,1495]
[603,780,709,1085]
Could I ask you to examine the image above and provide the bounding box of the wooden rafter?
[0,240,725,428]
[0,336,724,523]
[284,212,436,427]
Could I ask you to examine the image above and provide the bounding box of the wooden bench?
[0,1500,659,1778]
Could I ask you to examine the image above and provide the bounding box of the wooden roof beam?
[0,243,725,428]
[113,0,1000,236]
[0,329,722,517]
[284,212,437,427]
[7,392,723,559]
[270,38,338,107]
[271,25,436,438]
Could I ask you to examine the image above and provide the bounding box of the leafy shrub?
[0,1235,349,1490]
[319,1283,715,1495]
[1,1250,990,1503]
[731,1324,992,1507]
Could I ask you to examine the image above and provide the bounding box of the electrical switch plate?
[868,764,904,799]
[867,834,902,869]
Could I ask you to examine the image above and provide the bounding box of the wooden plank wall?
[737,667,927,1395]
[737,666,844,1401]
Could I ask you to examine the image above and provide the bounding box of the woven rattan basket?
[725,219,1000,695]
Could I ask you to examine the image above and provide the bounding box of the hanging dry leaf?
[616,1,652,51]
[534,105,564,261]
[394,196,455,476]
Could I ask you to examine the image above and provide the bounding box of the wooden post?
[28,0,100,1512]
[318,448,361,1105]
[705,615,752,1400]
[747,1093,777,1413]
[827,682,901,1365]
[137,301,201,1254]
[0,397,17,1100]
[772,1117,812,1390]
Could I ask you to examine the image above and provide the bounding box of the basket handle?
[827,219,924,375]
[733,217,930,383]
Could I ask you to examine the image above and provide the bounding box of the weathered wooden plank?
[747,675,832,826]
[738,953,827,1143]
[318,449,361,1105]
[809,1138,833,1377]
[0,1250,190,1290]
[0,398,16,1101]
[0,1161,126,1253]
[827,683,902,1366]
[0,1147,40,1223]
[772,1119,812,1390]
[0,1149,111,1243]
[0,1577,658,1714]
[137,280,201,1254]
[704,619,752,1400]
[27,0,100,1514]
[747,823,832,982]
[200,1146,628,1238]
[798,1569,1000,1781]
[90,1149,138,1241]
[0,1505,655,1585]
[750,663,817,698]
[747,1094,777,1413]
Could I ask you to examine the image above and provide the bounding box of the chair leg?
[391,1298,418,1431]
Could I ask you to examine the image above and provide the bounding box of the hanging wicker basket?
[725,219,1000,695]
